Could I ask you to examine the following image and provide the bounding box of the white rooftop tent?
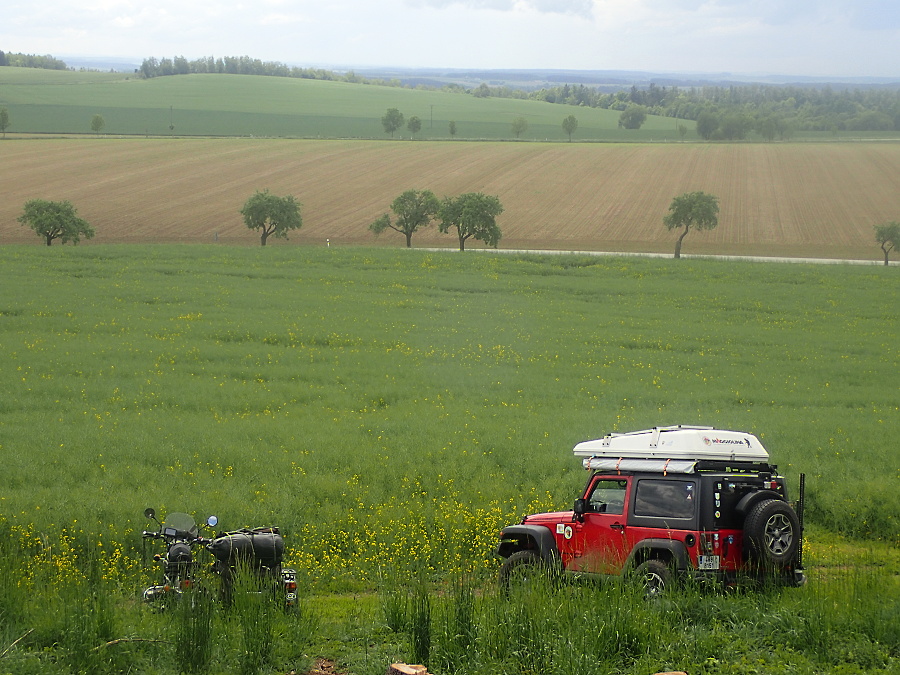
[573,426,769,473]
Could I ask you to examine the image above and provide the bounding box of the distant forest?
[3,49,898,139]
[0,51,67,70]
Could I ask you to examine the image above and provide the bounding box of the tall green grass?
[0,245,897,586]
[0,243,898,673]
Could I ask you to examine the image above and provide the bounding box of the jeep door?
[563,476,634,574]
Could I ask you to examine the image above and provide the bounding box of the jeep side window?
[634,480,696,519]
[587,479,627,514]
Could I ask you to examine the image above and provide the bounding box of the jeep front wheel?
[499,550,544,595]
[744,499,800,566]
[634,559,671,598]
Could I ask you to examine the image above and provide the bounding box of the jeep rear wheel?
[499,550,544,595]
[744,499,800,566]
[634,559,671,598]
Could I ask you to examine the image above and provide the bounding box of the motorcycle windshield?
[163,512,198,537]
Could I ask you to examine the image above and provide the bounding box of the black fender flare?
[735,490,783,517]
[496,524,561,567]
[625,538,691,572]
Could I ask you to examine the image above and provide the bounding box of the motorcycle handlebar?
[142,530,208,544]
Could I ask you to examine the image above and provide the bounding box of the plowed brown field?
[2,138,899,259]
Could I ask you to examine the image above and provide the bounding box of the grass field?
[3,66,899,143]
[0,245,898,673]
[0,67,682,141]
[2,138,899,259]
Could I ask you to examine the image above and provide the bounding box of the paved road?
[425,248,896,267]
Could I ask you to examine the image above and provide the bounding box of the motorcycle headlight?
[167,543,193,564]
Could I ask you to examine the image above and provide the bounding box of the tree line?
[138,55,400,87]
[527,82,900,136]
[0,50,67,70]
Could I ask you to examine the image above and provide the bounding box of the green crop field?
[0,245,898,674]
[0,66,680,140]
[4,66,898,142]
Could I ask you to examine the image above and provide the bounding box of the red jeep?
[497,426,806,595]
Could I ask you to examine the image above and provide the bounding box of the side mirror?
[207,515,218,528]
[144,507,156,521]
[573,498,587,522]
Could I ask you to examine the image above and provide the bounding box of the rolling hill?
[0,66,684,140]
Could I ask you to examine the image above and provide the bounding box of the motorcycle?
[141,508,298,609]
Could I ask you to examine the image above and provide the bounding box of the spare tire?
[744,499,800,566]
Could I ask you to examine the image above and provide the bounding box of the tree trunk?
[459,233,466,251]
[261,233,268,246]
[674,228,689,259]
[46,235,53,246]
[405,232,412,248]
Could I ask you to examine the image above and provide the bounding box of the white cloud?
[407,0,593,17]
[0,0,897,76]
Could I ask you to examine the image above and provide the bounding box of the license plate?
[698,555,720,570]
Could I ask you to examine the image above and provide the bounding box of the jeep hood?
[522,511,573,525]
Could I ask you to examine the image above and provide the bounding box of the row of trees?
[370,190,503,250]
[382,108,463,139]
[138,55,386,86]
[382,108,584,141]
[527,82,900,135]
[0,50,67,70]
[14,194,900,264]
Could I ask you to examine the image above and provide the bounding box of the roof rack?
[582,457,777,475]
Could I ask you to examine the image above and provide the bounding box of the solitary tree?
[511,116,528,139]
[438,192,504,251]
[448,120,457,137]
[91,114,105,136]
[18,199,95,246]
[618,105,647,130]
[874,222,900,266]
[407,115,422,138]
[369,189,441,248]
[562,114,578,141]
[381,108,404,138]
[240,189,302,246]
[0,107,9,138]
[663,191,719,259]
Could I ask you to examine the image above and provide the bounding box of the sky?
[3,0,899,78]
